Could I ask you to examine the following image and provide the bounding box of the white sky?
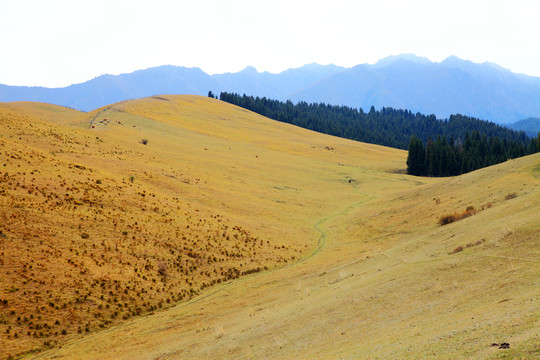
[2,0,540,87]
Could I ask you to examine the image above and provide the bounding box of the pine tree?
[406,135,425,176]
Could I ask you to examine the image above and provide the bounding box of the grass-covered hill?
[0,96,538,359]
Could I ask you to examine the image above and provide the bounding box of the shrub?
[505,193,517,200]
[438,213,458,226]
[450,246,464,254]
[140,139,149,145]
[439,206,477,226]
[462,206,476,218]
[157,262,167,277]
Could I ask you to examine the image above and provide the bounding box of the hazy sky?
[2,0,540,87]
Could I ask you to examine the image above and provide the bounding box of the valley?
[0,96,538,359]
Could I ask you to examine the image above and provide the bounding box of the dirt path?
[297,193,374,264]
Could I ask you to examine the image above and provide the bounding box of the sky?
[2,0,540,87]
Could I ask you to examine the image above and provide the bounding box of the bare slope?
[1,96,538,359]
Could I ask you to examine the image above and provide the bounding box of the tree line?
[215,92,538,176]
[407,133,539,176]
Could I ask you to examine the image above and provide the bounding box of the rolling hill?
[0,96,538,359]
[2,55,540,124]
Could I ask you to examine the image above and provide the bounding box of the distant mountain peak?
[441,55,472,66]
[239,66,259,74]
[374,54,432,68]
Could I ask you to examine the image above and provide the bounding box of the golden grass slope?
[34,154,539,360]
[1,95,538,359]
[0,95,404,359]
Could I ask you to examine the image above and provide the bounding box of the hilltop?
[0,96,538,359]
[2,55,540,124]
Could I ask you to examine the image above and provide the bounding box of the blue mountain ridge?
[1,54,540,125]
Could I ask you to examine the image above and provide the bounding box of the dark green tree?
[407,135,425,176]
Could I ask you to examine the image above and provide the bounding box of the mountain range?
[2,54,540,125]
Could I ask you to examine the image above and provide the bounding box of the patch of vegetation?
[407,132,539,177]
[438,206,477,226]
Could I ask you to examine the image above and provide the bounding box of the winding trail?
[182,192,375,306]
[297,193,375,264]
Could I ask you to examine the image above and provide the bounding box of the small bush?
[140,139,149,145]
[461,206,476,218]
[439,206,477,226]
[438,213,458,226]
[157,262,167,277]
[450,246,464,254]
[505,193,517,200]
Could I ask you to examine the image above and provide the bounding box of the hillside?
[1,96,538,359]
[0,95,403,359]
[2,55,540,123]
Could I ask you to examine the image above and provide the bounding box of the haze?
[2,0,540,87]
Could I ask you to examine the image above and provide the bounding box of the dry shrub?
[461,206,476,218]
[450,246,464,254]
[466,239,484,248]
[481,202,493,210]
[505,193,517,200]
[157,262,167,277]
[438,206,477,226]
[438,213,458,226]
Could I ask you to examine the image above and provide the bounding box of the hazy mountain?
[1,55,540,124]
[288,55,540,124]
[0,66,217,112]
[507,117,540,137]
[213,63,346,99]
[0,64,345,112]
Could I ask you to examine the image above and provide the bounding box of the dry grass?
[1,98,327,358]
[1,96,539,360]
